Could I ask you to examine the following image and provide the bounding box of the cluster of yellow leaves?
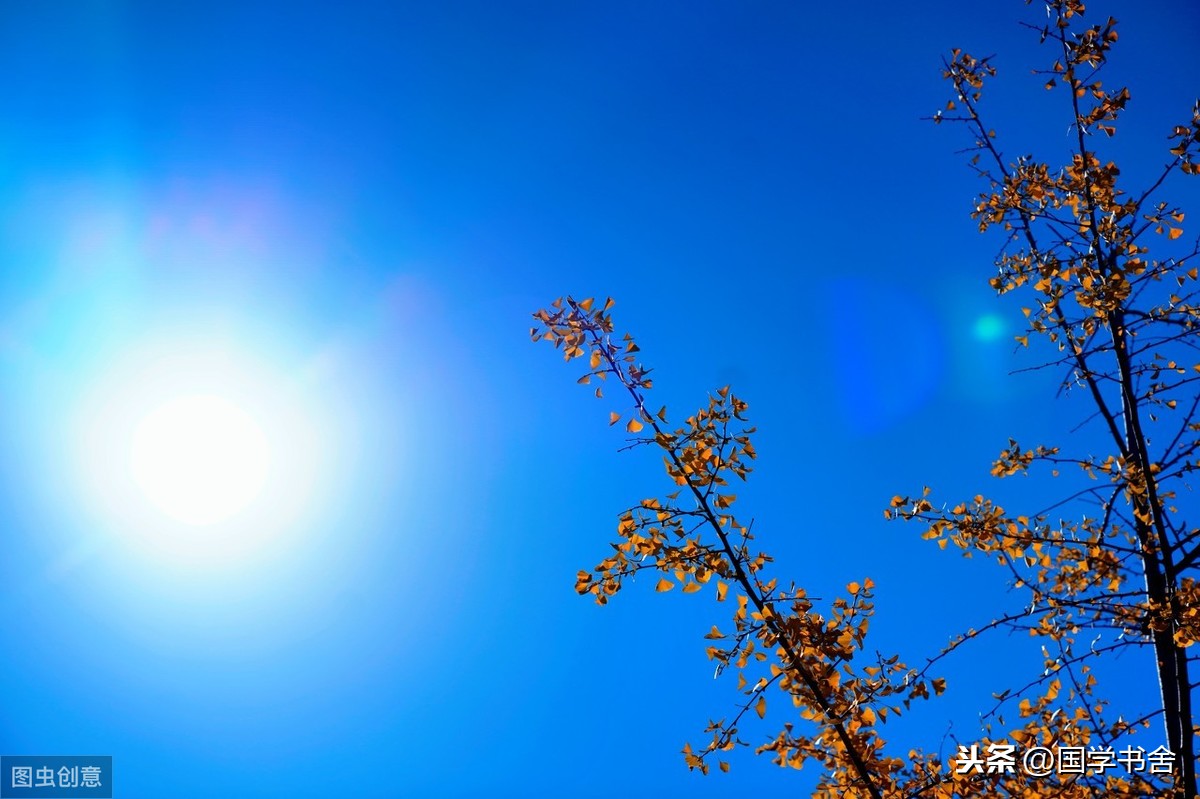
[938,6,1199,332]
[533,296,947,797]
[1110,579,1200,650]
[991,438,1061,478]
[857,650,1175,799]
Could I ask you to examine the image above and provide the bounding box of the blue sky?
[2,2,1199,797]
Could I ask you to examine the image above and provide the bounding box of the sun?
[129,394,271,526]
[71,335,338,567]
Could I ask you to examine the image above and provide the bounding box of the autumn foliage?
[532,296,943,797]
[534,2,1200,797]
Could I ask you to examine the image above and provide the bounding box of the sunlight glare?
[130,394,270,526]
[73,335,336,568]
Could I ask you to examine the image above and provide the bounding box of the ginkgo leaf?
[1168,227,1184,240]
[755,695,766,719]
[682,582,702,594]
[578,297,594,311]
[848,581,861,595]
[716,581,728,602]
[609,412,620,426]
[627,418,644,433]
[655,578,675,592]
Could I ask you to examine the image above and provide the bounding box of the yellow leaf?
[657,405,668,422]
[609,412,620,426]
[755,695,767,719]
[1169,227,1184,240]
[848,581,861,596]
[861,707,876,725]
[578,297,594,311]
[627,418,644,433]
[718,761,730,773]
[716,581,728,602]
[589,350,602,369]
[683,582,702,594]
[602,297,615,312]
[714,494,736,509]
[655,578,675,592]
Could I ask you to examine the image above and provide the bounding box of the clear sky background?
[2,2,1199,797]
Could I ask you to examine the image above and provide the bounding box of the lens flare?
[973,314,1006,342]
